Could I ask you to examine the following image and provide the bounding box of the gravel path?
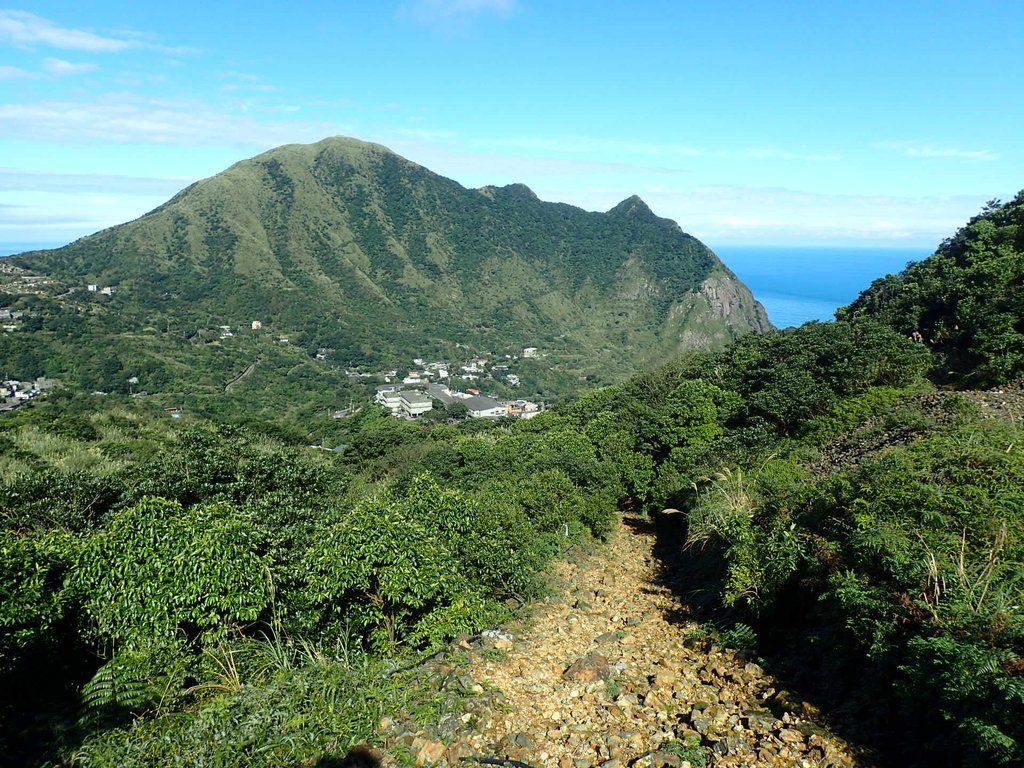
[386,516,865,768]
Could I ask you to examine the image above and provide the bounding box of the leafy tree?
[72,498,271,652]
[0,531,78,674]
[302,489,485,651]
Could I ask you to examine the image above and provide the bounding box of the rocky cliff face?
[697,271,772,332]
[662,268,771,352]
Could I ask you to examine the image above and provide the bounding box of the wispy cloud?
[386,141,692,182]
[0,10,194,55]
[469,135,840,162]
[222,83,282,93]
[638,185,1000,247]
[215,70,283,94]
[0,10,135,52]
[0,64,35,79]
[0,167,194,196]
[42,57,97,76]
[399,0,519,27]
[905,146,998,160]
[0,57,96,79]
[0,97,348,147]
[878,140,999,160]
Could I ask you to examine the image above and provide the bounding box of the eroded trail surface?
[387,516,864,768]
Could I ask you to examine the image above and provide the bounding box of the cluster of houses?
[1,377,54,411]
[86,284,115,296]
[0,307,23,332]
[385,348,538,388]
[370,350,545,420]
[374,381,542,421]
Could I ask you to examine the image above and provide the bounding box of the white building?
[464,395,506,419]
[374,385,402,413]
[400,390,432,418]
[523,347,539,358]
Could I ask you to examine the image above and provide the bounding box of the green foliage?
[73,655,445,768]
[661,734,709,767]
[682,417,1024,765]
[687,461,807,607]
[78,645,182,729]
[72,497,272,651]
[0,530,77,672]
[844,192,1024,387]
[302,486,490,652]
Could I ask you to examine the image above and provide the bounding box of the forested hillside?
[843,191,1024,387]
[2,196,1023,768]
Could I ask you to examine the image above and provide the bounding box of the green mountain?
[9,137,768,385]
[842,191,1024,388]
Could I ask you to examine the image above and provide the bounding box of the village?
[371,348,545,420]
[1,377,55,412]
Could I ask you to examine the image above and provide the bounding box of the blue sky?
[0,1,1021,248]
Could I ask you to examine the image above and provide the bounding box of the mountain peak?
[477,183,539,201]
[608,195,656,218]
[11,137,769,382]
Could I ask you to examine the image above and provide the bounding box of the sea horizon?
[713,245,932,328]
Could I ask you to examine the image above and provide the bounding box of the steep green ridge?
[10,137,769,377]
[842,191,1024,388]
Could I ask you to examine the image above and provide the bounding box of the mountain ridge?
[7,136,769,396]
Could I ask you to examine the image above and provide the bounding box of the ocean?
[713,246,932,328]
[2,241,931,330]
[0,243,64,257]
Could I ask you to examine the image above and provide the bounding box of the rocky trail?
[379,515,865,768]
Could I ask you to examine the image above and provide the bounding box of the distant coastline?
[715,245,931,328]
[0,243,64,257]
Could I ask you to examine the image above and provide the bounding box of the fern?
[718,622,758,651]
[79,656,156,729]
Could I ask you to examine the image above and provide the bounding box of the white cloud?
[905,146,999,160]
[42,57,97,76]
[639,185,999,247]
[878,140,999,160]
[0,97,348,147]
[470,135,839,162]
[0,58,96,79]
[0,167,194,196]
[0,63,36,79]
[384,139,691,182]
[0,10,135,52]
[221,83,282,93]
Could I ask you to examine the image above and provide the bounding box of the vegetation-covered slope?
[842,191,1024,388]
[5,188,1023,768]
[9,137,768,378]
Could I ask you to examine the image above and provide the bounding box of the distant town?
[0,262,554,420]
[369,350,545,421]
[1,377,55,412]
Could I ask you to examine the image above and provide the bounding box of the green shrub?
[72,497,272,652]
